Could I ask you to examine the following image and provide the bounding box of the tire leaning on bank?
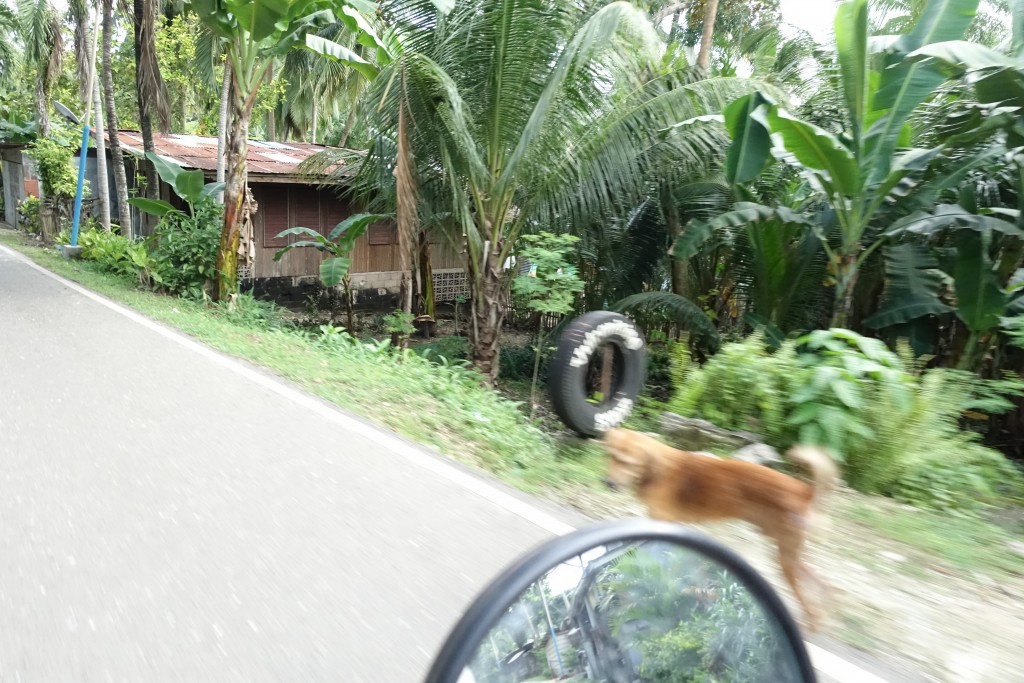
[548,311,648,438]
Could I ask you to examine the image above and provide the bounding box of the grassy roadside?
[0,227,607,496]
[3,227,1021,581]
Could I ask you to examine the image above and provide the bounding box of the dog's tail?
[786,445,838,510]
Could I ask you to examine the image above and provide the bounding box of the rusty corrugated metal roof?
[106,131,358,178]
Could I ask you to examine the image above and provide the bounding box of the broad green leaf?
[723,93,772,185]
[884,204,1024,238]
[834,0,869,135]
[225,0,289,42]
[954,231,1006,333]
[871,146,943,205]
[320,256,352,287]
[127,197,180,218]
[303,35,380,80]
[276,226,326,240]
[146,151,183,188]
[897,0,981,54]
[864,243,955,328]
[1014,0,1024,59]
[175,169,206,205]
[758,107,859,197]
[868,0,980,182]
[831,379,863,410]
[200,181,225,200]
[974,67,1024,109]
[906,40,1013,71]
[272,10,338,55]
[671,220,716,261]
[329,212,392,241]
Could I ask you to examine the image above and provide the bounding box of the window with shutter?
[262,187,290,248]
[368,221,397,245]
[291,187,321,236]
[322,195,349,237]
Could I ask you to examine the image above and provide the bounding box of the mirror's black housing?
[424,519,817,683]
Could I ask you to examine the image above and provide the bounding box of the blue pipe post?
[70,123,90,247]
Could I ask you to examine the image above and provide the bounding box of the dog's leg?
[775,528,823,633]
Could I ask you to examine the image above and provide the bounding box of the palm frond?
[612,291,720,349]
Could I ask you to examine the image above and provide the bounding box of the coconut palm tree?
[16,0,63,138]
[133,0,171,203]
[346,0,754,384]
[0,6,18,94]
[102,0,133,233]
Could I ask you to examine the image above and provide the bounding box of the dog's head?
[601,428,652,492]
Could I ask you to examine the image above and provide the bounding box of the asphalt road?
[0,244,909,683]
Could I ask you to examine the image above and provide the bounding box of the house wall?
[248,182,465,305]
[1,149,29,225]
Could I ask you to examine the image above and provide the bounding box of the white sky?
[779,0,840,41]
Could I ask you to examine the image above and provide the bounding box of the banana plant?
[710,0,983,327]
[863,0,1024,366]
[273,212,390,330]
[127,151,225,218]
[188,0,376,302]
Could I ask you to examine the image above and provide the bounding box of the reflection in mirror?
[463,541,803,683]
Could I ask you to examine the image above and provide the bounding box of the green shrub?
[79,228,155,285]
[26,138,79,200]
[17,196,41,233]
[501,343,548,381]
[215,292,288,330]
[413,336,470,364]
[149,199,222,298]
[669,329,1024,510]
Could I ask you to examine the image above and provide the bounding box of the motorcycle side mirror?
[425,520,816,683]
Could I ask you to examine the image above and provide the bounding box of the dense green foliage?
[669,331,1024,510]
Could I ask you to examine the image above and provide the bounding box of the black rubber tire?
[548,311,647,438]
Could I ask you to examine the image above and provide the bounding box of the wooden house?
[92,131,467,307]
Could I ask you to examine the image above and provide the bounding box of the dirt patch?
[550,485,1024,683]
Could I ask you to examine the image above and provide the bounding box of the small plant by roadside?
[17,196,41,233]
[78,227,157,286]
[511,232,584,417]
[382,310,416,347]
[273,213,392,331]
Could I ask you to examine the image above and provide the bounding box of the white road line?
[2,244,892,683]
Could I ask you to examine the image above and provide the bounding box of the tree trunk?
[34,75,50,138]
[418,231,434,318]
[338,106,357,148]
[696,0,720,70]
[266,64,276,141]
[343,274,355,331]
[662,182,688,297]
[216,100,251,302]
[134,0,158,207]
[310,98,318,145]
[468,244,506,386]
[103,0,132,235]
[215,64,231,203]
[395,105,418,317]
[91,40,111,230]
[830,253,858,328]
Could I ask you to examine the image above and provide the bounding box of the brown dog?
[602,427,837,630]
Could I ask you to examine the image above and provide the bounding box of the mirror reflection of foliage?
[597,544,785,683]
